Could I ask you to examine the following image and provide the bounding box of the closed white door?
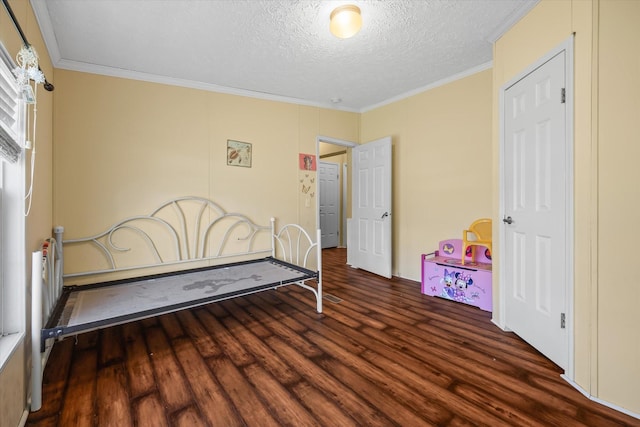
[503,50,568,369]
[319,161,340,248]
[351,136,392,278]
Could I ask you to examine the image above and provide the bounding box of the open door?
[501,45,571,370]
[350,136,392,278]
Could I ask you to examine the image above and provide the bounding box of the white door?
[503,50,569,369]
[351,136,392,278]
[319,161,340,248]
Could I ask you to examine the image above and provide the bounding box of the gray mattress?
[42,257,316,340]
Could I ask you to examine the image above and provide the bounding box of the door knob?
[381,212,389,219]
[503,216,513,224]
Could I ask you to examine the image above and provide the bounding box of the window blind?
[0,47,21,164]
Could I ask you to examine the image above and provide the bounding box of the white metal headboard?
[59,196,272,279]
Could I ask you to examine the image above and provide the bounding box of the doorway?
[316,135,393,279]
[316,136,356,250]
[499,38,574,373]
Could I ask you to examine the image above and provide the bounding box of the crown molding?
[485,0,540,43]
[360,61,493,113]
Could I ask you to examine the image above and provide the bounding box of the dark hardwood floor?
[27,248,638,426]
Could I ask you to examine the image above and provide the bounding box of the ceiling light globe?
[330,5,362,39]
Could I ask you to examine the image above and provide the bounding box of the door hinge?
[560,312,566,329]
[561,88,566,104]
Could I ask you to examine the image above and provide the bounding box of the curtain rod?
[1,0,54,91]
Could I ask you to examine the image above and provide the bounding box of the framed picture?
[299,153,316,171]
[227,140,252,167]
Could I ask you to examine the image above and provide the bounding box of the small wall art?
[299,153,316,171]
[227,140,252,167]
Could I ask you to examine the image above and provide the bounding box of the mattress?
[43,257,315,338]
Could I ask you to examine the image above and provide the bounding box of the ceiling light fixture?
[330,5,362,39]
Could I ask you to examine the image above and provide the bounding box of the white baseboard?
[561,374,640,420]
[18,408,29,427]
[346,218,354,266]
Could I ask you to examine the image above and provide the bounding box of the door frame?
[316,135,357,248]
[342,163,348,247]
[497,36,575,379]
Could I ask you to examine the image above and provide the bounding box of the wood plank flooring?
[27,248,638,426]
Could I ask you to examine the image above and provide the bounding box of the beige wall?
[53,70,359,274]
[494,0,639,415]
[361,69,493,279]
[0,345,25,427]
[596,0,640,413]
[0,0,55,425]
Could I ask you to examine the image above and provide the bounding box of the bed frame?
[30,196,321,411]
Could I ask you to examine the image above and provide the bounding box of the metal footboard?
[31,231,63,411]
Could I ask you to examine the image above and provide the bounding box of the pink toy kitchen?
[421,238,492,312]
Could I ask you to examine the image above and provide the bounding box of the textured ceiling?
[31,0,537,112]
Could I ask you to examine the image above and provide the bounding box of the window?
[0,42,26,366]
